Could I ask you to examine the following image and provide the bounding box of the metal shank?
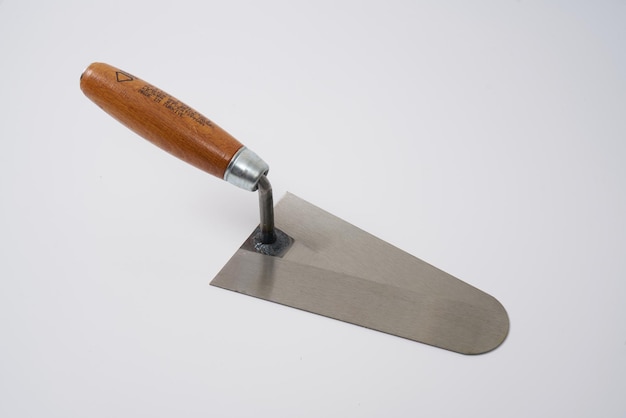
[257,175,276,244]
[241,174,293,256]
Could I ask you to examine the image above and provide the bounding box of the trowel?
[80,62,509,354]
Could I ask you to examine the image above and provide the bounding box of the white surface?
[1,1,625,416]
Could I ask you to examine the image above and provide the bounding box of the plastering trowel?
[80,62,509,354]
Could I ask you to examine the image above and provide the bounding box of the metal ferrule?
[223,147,269,191]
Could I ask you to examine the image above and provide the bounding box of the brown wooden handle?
[80,62,243,179]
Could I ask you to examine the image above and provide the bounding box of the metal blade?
[211,193,509,354]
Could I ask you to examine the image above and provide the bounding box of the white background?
[1,1,625,416]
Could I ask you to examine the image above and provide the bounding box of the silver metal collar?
[223,147,269,191]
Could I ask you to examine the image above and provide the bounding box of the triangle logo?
[116,71,134,82]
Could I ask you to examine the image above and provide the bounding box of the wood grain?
[80,62,243,178]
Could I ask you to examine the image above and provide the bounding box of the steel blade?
[211,193,509,354]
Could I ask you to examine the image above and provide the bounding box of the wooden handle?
[80,62,243,179]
